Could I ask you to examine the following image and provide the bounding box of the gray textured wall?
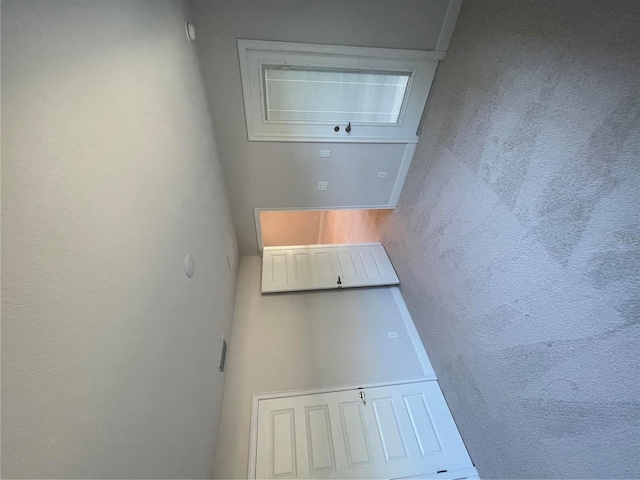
[382,1,640,478]
[1,1,237,477]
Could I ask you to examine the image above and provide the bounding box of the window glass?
[263,67,410,124]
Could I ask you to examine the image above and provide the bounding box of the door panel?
[403,393,442,457]
[359,250,383,278]
[316,252,335,280]
[255,382,475,479]
[338,401,374,469]
[372,397,408,463]
[305,406,336,475]
[262,243,399,293]
[270,409,297,478]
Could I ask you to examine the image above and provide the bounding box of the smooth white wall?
[189,0,452,254]
[1,1,237,478]
[215,257,428,478]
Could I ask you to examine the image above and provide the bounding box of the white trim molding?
[238,39,443,143]
[390,143,418,206]
[436,0,463,52]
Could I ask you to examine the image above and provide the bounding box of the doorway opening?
[256,208,393,252]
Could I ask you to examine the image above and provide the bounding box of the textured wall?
[382,1,640,478]
[188,0,452,255]
[1,1,237,478]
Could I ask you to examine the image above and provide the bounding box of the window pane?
[264,67,410,124]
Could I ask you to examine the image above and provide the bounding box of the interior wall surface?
[1,1,238,477]
[214,256,427,478]
[189,0,453,254]
[382,1,640,478]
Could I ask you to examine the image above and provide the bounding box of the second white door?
[255,381,476,479]
[261,242,400,293]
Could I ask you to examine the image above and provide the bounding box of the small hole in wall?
[217,336,227,375]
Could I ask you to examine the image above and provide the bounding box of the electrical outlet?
[377,172,388,179]
[320,150,331,158]
[387,332,398,339]
[317,181,328,191]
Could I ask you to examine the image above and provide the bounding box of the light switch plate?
[320,150,331,158]
[317,181,328,191]
[377,172,388,178]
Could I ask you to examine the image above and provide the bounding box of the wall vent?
[217,335,227,375]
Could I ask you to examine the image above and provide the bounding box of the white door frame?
[246,287,437,478]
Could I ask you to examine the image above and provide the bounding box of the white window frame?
[238,40,445,144]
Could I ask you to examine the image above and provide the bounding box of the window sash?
[263,67,411,125]
[238,39,444,143]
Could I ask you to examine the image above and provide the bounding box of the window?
[263,67,410,124]
[238,40,444,143]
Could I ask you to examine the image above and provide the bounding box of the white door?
[254,381,476,479]
[261,242,400,293]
